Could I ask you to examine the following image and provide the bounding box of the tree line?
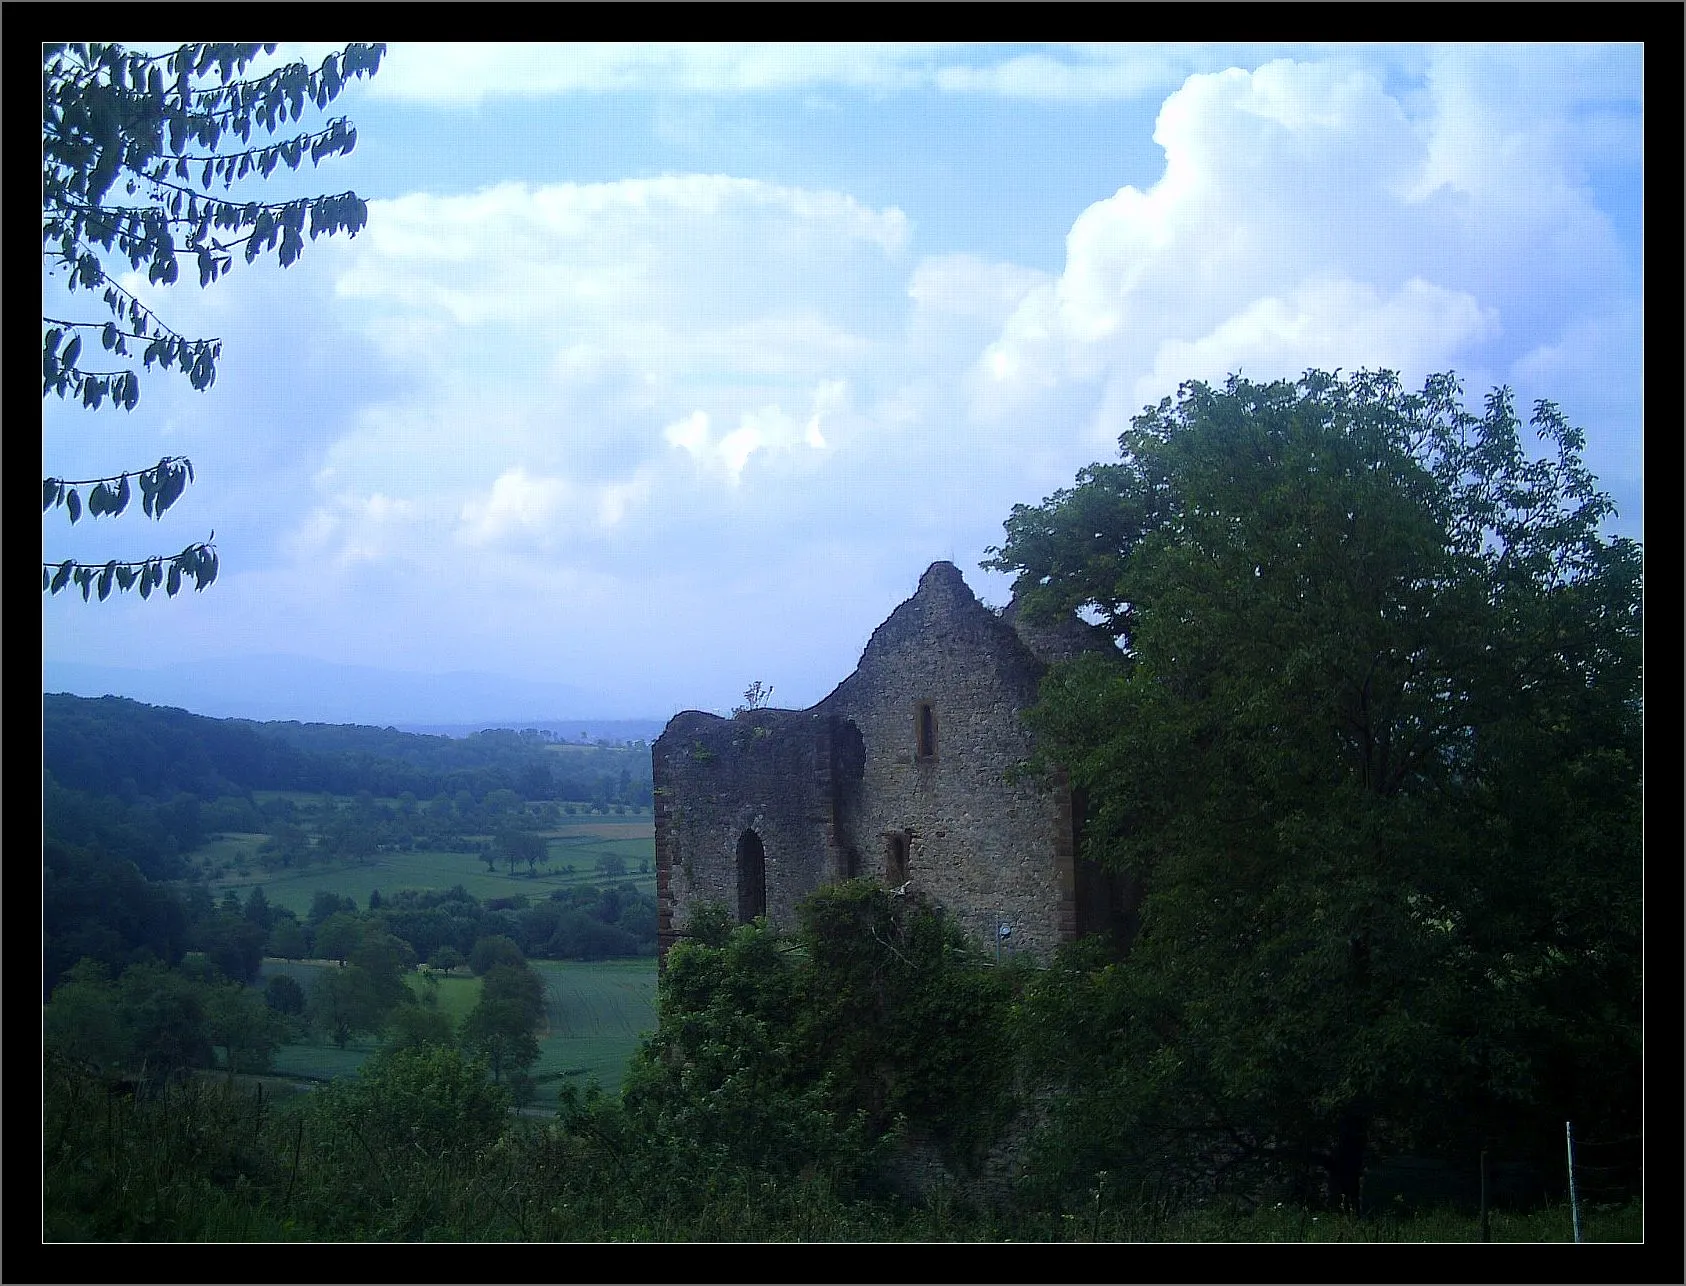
[45,917,551,1107]
[45,832,657,1002]
[43,693,654,805]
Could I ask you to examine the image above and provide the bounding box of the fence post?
[1565,1120,1582,1244]
[1479,1145,1490,1243]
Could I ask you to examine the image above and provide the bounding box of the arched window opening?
[736,829,767,923]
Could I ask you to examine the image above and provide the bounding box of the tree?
[621,883,1019,1198]
[985,369,1643,1207]
[264,972,305,1016]
[459,996,540,1086]
[458,957,545,1083]
[347,926,417,1011]
[313,910,363,964]
[205,980,285,1081]
[596,853,627,880]
[382,1002,457,1056]
[266,918,309,961]
[43,958,129,1075]
[468,934,525,977]
[495,827,547,878]
[306,889,356,927]
[259,820,309,869]
[114,959,215,1080]
[480,961,546,1027]
[429,944,465,974]
[42,42,384,601]
[192,903,266,984]
[308,963,390,1049]
[311,1045,509,1171]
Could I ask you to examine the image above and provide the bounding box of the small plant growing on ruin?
[731,680,773,717]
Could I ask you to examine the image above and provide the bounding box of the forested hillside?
[42,694,659,997]
[43,693,654,804]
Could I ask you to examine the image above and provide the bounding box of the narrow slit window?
[915,701,937,760]
[736,829,767,923]
[885,831,909,886]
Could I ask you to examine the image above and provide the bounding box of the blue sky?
[42,43,1645,722]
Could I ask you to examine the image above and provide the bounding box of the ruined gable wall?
[817,562,1074,959]
[652,708,842,952]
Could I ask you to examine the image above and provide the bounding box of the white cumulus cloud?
[975,53,1639,448]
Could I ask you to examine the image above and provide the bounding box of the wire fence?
[1567,1128,1643,1205]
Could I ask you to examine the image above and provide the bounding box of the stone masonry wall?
[654,561,1095,963]
[653,707,844,953]
[816,562,1071,959]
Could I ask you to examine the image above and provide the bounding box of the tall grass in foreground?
[43,1060,1641,1243]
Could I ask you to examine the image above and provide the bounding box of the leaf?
[115,472,131,514]
[98,563,115,601]
[52,561,74,594]
[66,489,82,523]
[44,479,60,512]
[63,334,82,369]
[167,561,183,596]
[195,545,219,590]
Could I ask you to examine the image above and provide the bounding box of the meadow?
[196,809,656,917]
[258,956,659,1098]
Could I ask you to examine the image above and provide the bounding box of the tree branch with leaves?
[42,41,384,599]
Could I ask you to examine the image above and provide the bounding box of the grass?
[529,957,659,1094]
[198,812,655,917]
[255,956,658,1098]
[406,970,482,1025]
[189,831,269,875]
[1064,1196,1646,1242]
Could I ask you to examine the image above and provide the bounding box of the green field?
[257,956,658,1098]
[191,831,270,873]
[200,814,655,916]
[530,958,659,1091]
[408,970,483,1025]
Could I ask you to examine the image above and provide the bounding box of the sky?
[42,42,1645,724]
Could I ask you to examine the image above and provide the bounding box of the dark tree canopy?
[42,42,384,601]
[987,369,1642,1205]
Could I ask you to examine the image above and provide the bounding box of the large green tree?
[619,883,1021,1202]
[205,979,286,1081]
[986,370,1642,1207]
[42,41,383,601]
[460,960,546,1084]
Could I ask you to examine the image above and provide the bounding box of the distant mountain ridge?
[42,654,663,729]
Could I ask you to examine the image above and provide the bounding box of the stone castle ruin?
[653,561,1138,960]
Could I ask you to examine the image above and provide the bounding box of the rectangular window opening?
[915,701,937,760]
[885,831,909,886]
